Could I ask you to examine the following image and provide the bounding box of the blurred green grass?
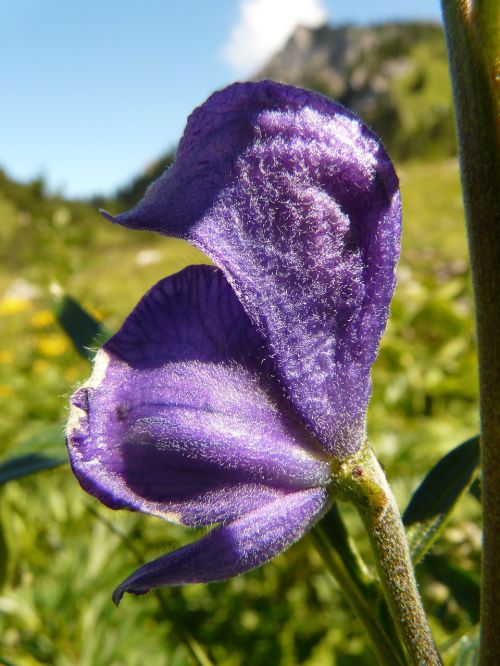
[0,159,480,665]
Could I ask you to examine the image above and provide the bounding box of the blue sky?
[0,0,442,198]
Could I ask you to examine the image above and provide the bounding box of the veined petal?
[113,487,329,604]
[67,266,330,526]
[104,81,401,456]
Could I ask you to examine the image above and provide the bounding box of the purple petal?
[104,81,401,456]
[67,265,330,526]
[113,487,329,604]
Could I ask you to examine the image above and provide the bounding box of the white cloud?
[222,0,327,76]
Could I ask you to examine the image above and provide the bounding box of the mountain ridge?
[256,21,456,161]
[107,21,457,208]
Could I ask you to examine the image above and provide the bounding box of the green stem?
[331,444,442,666]
[440,2,500,663]
[311,525,405,666]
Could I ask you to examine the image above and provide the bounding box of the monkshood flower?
[67,81,401,605]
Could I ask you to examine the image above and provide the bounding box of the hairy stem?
[440,2,500,663]
[331,444,442,666]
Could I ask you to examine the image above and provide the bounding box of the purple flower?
[66,81,401,604]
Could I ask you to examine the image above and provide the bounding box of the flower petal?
[112,487,329,604]
[67,265,330,526]
[103,81,401,456]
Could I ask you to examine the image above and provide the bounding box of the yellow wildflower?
[0,297,32,315]
[37,334,68,357]
[0,350,14,364]
[31,310,55,329]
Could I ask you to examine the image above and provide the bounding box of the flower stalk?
[440,2,500,662]
[331,443,442,666]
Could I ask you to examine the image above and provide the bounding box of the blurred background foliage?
[0,20,480,666]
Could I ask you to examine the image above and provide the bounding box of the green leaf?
[54,294,110,360]
[403,436,480,524]
[403,436,480,563]
[0,453,66,487]
[0,423,68,486]
[10,423,66,459]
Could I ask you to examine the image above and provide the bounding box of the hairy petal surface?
[113,487,329,604]
[67,266,330,526]
[104,81,401,455]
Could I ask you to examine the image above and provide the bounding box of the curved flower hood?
[67,81,401,603]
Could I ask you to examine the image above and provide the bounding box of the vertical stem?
[332,444,442,666]
[440,2,500,663]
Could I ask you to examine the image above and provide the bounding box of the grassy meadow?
[0,158,480,665]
